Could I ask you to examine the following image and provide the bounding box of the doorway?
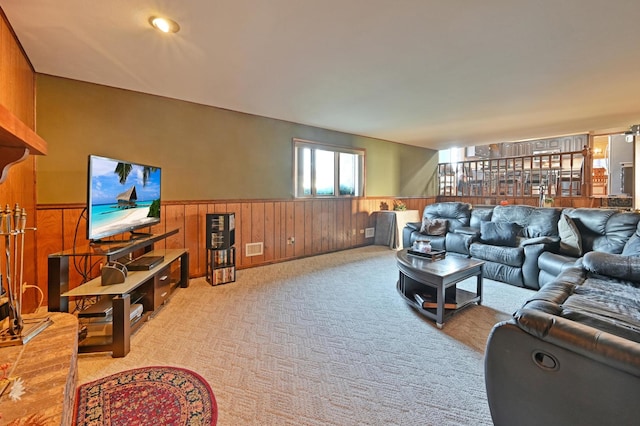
[591,133,634,203]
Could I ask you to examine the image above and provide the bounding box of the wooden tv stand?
[48,230,189,357]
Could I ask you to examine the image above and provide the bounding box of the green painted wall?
[35,75,437,203]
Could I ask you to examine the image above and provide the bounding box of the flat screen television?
[87,155,162,242]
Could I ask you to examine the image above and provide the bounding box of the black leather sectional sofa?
[403,202,640,289]
[403,202,640,425]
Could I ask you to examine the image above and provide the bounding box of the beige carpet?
[78,246,533,425]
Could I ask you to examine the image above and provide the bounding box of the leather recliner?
[485,252,640,425]
[402,202,472,254]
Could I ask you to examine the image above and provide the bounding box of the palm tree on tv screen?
[114,162,160,218]
[114,163,158,187]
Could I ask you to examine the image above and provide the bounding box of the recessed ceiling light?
[149,16,180,33]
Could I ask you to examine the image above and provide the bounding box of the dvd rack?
[206,213,236,285]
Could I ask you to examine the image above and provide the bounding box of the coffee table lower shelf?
[396,283,481,327]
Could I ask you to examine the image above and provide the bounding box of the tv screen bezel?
[86,155,162,242]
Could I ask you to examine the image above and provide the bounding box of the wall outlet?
[287,237,295,245]
[365,227,375,238]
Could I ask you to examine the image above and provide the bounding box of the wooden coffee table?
[396,250,484,328]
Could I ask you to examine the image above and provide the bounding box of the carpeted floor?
[78,246,533,425]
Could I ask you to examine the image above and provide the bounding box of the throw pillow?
[419,218,448,236]
[558,214,582,257]
[480,221,520,247]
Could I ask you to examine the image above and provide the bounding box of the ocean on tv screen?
[89,157,161,238]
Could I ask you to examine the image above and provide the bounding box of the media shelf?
[47,229,189,357]
[205,213,236,285]
[207,247,236,285]
[206,213,235,249]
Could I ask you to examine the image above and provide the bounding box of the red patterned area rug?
[73,366,217,426]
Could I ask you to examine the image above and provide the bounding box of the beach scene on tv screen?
[89,157,161,239]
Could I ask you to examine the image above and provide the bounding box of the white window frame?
[293,138,365,198]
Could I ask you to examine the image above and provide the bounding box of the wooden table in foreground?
[396,250,484,328]
[0,312,78,425]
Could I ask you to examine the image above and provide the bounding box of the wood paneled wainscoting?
[35,197,434,310]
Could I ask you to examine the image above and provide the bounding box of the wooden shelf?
[0,102,47,183]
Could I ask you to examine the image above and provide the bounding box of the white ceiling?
[2,0,640,150]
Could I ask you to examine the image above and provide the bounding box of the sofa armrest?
[521,238,560,289]
[404,221,421,232]
[514,307,640,377]
[485,319,640,426]
[582,252,640,283]
[402,221,423,248]
[445,232,474,256]
[520,235,560,247]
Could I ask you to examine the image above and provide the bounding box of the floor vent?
[245,242,264,257]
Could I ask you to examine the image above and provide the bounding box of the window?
[293,138,365,198]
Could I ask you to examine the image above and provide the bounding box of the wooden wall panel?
[342,199,352,248]
[149,206,166,250]
[164,205,186,250]
[264,202,275,262]
[62,208,89,291]
[312,200,322,254]
[293,202,305,258]
[327,200,335,252]
[0,11,38,311]
[36,208,63,308]
[183,204,200,272]
[276,203,283,259]
[196,204,209,276]
[303,202,313,255]
[250,202,265,265]
[35,197,434,306]
[240,203,252,268]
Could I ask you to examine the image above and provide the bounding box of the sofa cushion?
[470,242,524,267]
[480,221,520,247]
[558,213,583,257]
[522,207,562,238]
[564,209,640,254]
[419,217,448,236]
[470,206,494,229]
[490,205,534,226]
[482,261,524,286]
[562,275,640,343]
[422,202,471,233]
[490,205,561,238]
